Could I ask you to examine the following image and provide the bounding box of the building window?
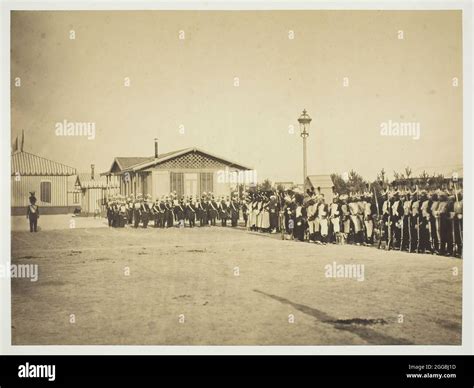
[170,172,184,197]
[40,181,51,203]
[200,172,213,196]
[73,191,81,204]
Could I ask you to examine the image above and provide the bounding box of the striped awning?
[11,151,76,176]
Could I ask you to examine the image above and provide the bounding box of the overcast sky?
[11,10,462,183]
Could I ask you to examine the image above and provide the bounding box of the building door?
[184,173,198,198]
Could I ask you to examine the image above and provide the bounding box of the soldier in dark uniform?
[165,197,174,228]
[112,198,120,228]
[175,197,186,227]
[268,194,279,233]
[26,192,40,232]
[400,190,412,252]
[118,197,127,227]
[410,189,420,252]
[157,197,166,228]
[362,191,377,246]
[200,194,209,226]
[379,190,392,249]
[230,195,240,227]
[186,197,196,228]
[430,191,441,254]
[419,190,433,253]
[219,196,228,226]
[293,193,307,241]
[106,197,115,227]
[453,190,463,257]
[152,199,160,227]
[390,191,403,250]
[141,195,151,228]
[208,195,219,226]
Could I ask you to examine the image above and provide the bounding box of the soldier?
[340,194,351,244]
[306,197,318,242]
[293,193,307,241]
[158,196,166,228]
[219,196,228,227]
[112,196,120,227]
[267,194,279,233]
[208,194,219,226]
[349,193,363,246]
[419,190,433,253]
[445,192,456,256]
[141,194,152,228]
[241,194,249,228]
[317,195,329,244]
[261,194,271,232]
[249,195,259,231]
[201,194,209,226]
[410,188,420,252]
[175,197,186,227]
[126,194,134,225]
[230,194,240,227]
[362,191,376,246]
[391,190,403,250]
[453,189,463,257]
[329,194,341,244]
[430,191,441,254]
[165,196,174,227]
[106,196,115,227]
[380,190,392,249]
[118,197,128,227]
[26,191,40,232]
[151,199,160,228]
[186,197,197,228]
[133,194,142,228]
[401,190,412,252]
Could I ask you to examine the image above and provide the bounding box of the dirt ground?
[11,223,462,345]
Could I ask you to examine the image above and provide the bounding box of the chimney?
[154,138,159,159]
[91,164,95,180]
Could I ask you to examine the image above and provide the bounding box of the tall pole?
[303,136,307,184]
[298,109,312,185]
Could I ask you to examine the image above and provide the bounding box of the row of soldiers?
[105,185,463,258]
[106,192,242,229]
[247,186,462,257]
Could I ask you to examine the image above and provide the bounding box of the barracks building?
[103,139,253,200]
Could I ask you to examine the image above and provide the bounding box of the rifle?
[387,198,392,251]
[373,186,383,249]
[400,207,404,251]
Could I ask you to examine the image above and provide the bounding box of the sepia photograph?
[8,8,463,347]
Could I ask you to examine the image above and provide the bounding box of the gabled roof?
[106,147,252,174]
[103,148,191,175]
[11,151,76,176]
[75,173,119,189]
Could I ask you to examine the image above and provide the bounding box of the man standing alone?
[26,191,39,232]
